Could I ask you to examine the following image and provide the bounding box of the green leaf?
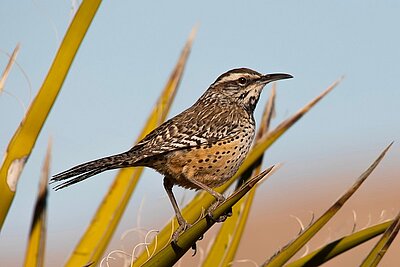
[136,166,276,267]
[0,43,20,93]
[0,0,101,231]
[24,140,51,267]
[263,143,393,267]
[360,211,400,267]
[287,220,392,267]
[64,27,196,267]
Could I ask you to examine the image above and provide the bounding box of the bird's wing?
[132,102,245,158]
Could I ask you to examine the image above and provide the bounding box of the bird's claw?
[172,221,192,243]
[171,221,201,256]
[206,197,232,223]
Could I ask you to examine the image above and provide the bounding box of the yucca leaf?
[0,43,20,93]
[136,166,276,267]
[360,211,400,267]
[202,86,276,266]
[64,27,196,267]
[134,79,341,265]
[23,140,51,267]
[0,0,101,230]
[287,220,392,267]
[263,142,393,267]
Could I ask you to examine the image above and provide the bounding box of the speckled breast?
[154,127,255,190]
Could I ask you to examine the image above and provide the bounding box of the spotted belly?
[149,131,254,190]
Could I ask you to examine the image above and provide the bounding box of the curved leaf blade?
[137,166,276,267]
[287,220,392,267]
[23,140,51,267]
[360,211,400,267]
[0,43,20,93]
[263,143,393,267]
[65,27,196,267]
[0,0,102,230]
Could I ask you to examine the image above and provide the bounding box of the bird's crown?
[210,68,263,89]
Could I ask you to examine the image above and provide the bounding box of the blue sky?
[1,1,399,265]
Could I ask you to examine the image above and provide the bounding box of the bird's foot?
[172,220,192,243]
[206,195,232,223]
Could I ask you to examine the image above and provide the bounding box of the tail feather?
[53,167,108,190]
[51,151,133,189]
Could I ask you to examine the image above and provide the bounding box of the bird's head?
[208,68,293,113]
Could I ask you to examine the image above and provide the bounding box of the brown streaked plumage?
[51,68,292,239]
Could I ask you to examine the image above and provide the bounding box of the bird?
[51,68,292,239]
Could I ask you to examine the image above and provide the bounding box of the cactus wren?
[52,68,292,236]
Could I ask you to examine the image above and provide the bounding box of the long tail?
[51,151,135,190]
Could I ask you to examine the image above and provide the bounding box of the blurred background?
[1,1,399,266]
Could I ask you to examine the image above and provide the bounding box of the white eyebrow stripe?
[219,73,243,83]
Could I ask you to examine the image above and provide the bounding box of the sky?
[1,1,399,266]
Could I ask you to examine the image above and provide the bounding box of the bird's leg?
[163,177,191,242]
[187,178,231,223]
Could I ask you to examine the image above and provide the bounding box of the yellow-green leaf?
[0,0,102,230]
[263,143,393,267]
[137,166,276,267]
[360,211,400,267]
[287,220,392,267]
[24,140,52,267]
[64,27,197,267]
[0,43,20,93]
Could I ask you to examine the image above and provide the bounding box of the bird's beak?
[258,73,293,84]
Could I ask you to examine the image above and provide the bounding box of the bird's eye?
[238,77,247,86]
